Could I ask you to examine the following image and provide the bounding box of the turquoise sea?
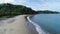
[30,14,60,34]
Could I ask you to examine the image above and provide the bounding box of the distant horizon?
[0,0,60,12]
[0,3,58,12]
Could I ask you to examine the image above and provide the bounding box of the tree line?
[0,3,59,17]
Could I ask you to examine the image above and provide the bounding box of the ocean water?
[30,14,60,34]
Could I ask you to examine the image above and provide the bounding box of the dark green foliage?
[0,3,59,17]
[0,3,37,17]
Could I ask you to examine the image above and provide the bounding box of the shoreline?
[27,15,50,34]
[25,16,38,34]
[0,15,38,34]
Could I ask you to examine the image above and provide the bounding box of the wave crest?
[27,16,50,34]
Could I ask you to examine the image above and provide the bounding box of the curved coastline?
[27,15,50,34]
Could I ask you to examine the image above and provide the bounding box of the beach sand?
[0,15,38,34]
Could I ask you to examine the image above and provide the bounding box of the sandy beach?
[0,15,38,34]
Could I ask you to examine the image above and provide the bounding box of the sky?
[0,0,60,11]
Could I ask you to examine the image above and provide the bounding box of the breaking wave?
[27,16,50,34]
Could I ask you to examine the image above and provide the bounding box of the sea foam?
[27,16,50,34]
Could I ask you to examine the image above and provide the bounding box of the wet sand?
[0,15,38,34]
[25,20,38,34]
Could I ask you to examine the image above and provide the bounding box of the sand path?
[0,15,31,34]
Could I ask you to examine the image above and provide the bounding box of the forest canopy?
[0,3,59,17]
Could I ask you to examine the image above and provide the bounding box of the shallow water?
[31,14,60,34]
